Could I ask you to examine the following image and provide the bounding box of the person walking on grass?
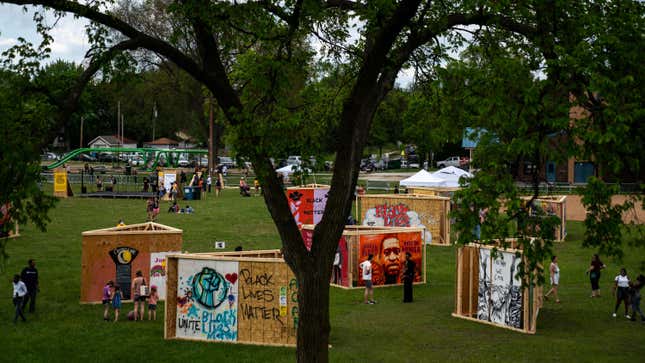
[360,254,375,304]
[587,254,606,298]
[12,274,27,324]
[148,286,159,320]
[544,256,560,303]
[102,280,113,321]
[629,274,645,323]
[20,259,38,313]
[111,285,122,322]
[613,268,631,319]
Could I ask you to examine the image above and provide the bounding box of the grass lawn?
[1,189,644,362]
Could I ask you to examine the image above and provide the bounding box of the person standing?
[215,175,222,197]
[131,270,146,321]
[207,175,212,193]
[102,280,113,321]
[586,254,606,297]
[544,256,560,303]
[613,268,631,319]
[332,249,341,285]
[148,286,159,321]
[111,285,122,322]
[360,254,375,304]
[402,252,416,303]
[629,274,645,322]
[12,274,27,324]
[21,259,38,313]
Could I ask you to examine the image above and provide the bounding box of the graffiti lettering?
[177,318,200,332]
[241,287,275,302]
[375,203,410,227]
[289,278,299,303]
[240,269,274,286]
[240,303,284,325]
[291,306,299,328]
[202,310,237,340]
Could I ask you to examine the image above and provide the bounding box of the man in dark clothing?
[21,259,39,313]
[403,252,416,303]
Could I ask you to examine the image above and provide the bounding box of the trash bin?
[183,186,194,200]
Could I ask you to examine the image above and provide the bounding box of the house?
[143,137,179,149]
[175,130,199,149]
[462,106,598,185]
[88,135,137,149]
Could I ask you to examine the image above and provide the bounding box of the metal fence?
[40,173,640,194]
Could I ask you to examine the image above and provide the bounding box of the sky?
[0,3,415,86]
[0,4,90,64]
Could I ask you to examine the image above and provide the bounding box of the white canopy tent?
[399,169,449,187]
[431,166,473,187]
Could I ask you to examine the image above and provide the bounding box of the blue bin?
[183,187,194,200]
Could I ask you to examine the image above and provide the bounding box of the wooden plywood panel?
[164,257,178,339]
[80,230,182,303]
[236,260,252,343]
[358,194,451,245]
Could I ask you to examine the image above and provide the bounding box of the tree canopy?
[1,1,643,361]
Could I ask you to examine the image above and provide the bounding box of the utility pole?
[153,102,157,142]
[117,101,121,141]
[208,95,214,176]
[79,116,84,148]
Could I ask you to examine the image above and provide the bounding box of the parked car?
[286,155,302,166]
[217,156,235,168]
[436,156,469,169]
[178,156,191,167]
[41,152,59,161]
[129,156,144,166]
[360,158,376,172]
[93,165,108,174]
[71,153,97,162]
[98,152,118,162]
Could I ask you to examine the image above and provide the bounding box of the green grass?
[1,189,644,362]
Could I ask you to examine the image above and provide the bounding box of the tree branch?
[4,0,247,118]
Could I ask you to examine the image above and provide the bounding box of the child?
[102,280,113,321]
[111,285,122,322]
[148,286,159,320]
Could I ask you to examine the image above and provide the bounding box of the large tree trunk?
[295,258,332,363]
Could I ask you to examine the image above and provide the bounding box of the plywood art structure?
[80,222,183,303]
[301,225,426,289]
[164,250,298,347]
[53,168,73,198]
[453,241,543,334]
[285,185,330,227]
[158,168,180,201]
[406,187,458,198]
[522,195,567,241]
[358,194,451,246]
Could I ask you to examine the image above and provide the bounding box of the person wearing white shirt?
[359,254,375,304]
[613,268,631,319]
[12,274,27,323]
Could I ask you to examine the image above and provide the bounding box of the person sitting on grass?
[185,205,194,214]
[168,201,179,213]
